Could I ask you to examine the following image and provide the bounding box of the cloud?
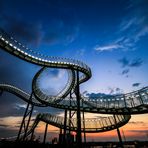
[13,103,27,110]
[129,58,143,67]
[0,14,42,46]
[118,0,148,50]
[0,5,79,47]
[40,19,79,46]
[75,49,85,57]
[121,69,130,75]
[108,87,123,95]
[0,102,27,118]
[97,0,148,53]
[86,87,123,98]
[132,83,141,87]
[119,17,137,32]
[0,128,18,138]
[94,44,122,52]
[86,92,112,98]
[135,26,148,42]
[128,121,144,125]
[118,57,129,67]
[118,57,143,77]
[118,57,143,68]
[0,124,10,128]
[128,129,148,133]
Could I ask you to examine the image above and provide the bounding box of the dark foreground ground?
[0,141,148,148]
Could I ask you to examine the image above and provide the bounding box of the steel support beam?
[23,105,34,140]
[114,115,123,148]
[43,123,48,144]
[69,91,72,133]
[82,101,86,143]
[30,128,35,141]
[63,109,67,144]
[17,93,33,141]
[76,70,82,147]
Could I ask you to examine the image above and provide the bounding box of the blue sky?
[0,0,148,141]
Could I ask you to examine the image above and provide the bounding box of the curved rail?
[0,84,131,133]
[31,113,130,133]
[0,84,46,107]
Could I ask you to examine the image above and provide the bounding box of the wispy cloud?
[119,17,137,32]
[75,48,86,57]
[118,0,148,50]
[94,44,122,52]
[95,0,148,52]
[135,26,148,42]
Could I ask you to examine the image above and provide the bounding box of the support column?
[114,115,123,148]
[76,70,82,147]
[59,128,63,144]
[60,128,62,134]
[69,91,72,133]
[43,123,48,144]
[0,90,3,96]
[23,105,34,140]
[17,103,29,140]
[82,101,86,143]
[17,93,33,141]
[30,128,35,141]
[63,109,67,144]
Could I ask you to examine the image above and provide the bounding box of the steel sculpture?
[0,28,148,146]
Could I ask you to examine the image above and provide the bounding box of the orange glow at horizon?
[0,114,147,141]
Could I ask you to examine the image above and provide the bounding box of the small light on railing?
[9,43,13,46]
[17,48,20,51]
[20,50,24,53]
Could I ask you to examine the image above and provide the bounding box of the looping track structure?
[0,28,148,143]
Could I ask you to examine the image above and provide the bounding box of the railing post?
[138,92,144,104]
[123,95,127,108]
